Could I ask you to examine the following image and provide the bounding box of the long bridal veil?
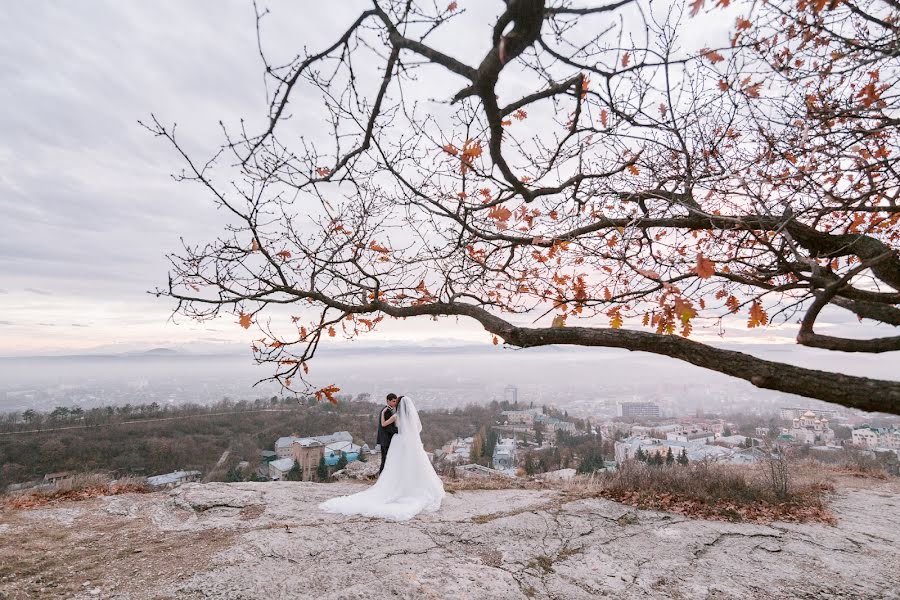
[319,396,445,521]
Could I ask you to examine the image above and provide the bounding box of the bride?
[319,395,445,521]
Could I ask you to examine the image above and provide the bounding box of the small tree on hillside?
[336,452,348,471]
[286,461,303,481]
[316,456,328,481]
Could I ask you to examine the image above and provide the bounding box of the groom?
[377,393,399,476]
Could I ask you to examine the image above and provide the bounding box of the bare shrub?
[563,459,836,524]
[764,445,790,500]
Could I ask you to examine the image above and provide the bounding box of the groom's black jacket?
[377,405,398,448]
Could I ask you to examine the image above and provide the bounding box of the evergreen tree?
[286,461,303,481]
[316,456,328,481]
[357,449,367,462]
[677,448,689,466]
[635,447,646,462]
[723,426,733,437]
[665,447,675,466]
[336,452,348,471]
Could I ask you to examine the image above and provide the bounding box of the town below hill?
[2,397,899,494]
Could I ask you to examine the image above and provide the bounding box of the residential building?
[290,440,326,481]
[619,402,660,419]
[716,435,758,448]
[666,428,715,444]
[502,410,534,426]
[780,407,841,421]
[268,458,295,481]
[324,441,361,466]
[274,431,353,459]
[492,438,517,470]
[147,470,201,489]
[42,472,72,486]
[727,447,767,465]
[852,426,900,450]
[504,385,518,405]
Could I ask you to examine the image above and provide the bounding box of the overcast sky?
[0,0,896,388]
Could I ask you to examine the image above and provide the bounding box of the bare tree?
[146,0,900,412]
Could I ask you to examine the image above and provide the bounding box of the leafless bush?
[764,446,790,500]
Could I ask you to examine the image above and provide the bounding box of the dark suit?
[377,405,398,475]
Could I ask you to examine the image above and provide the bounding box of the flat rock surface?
[1,477,898,599]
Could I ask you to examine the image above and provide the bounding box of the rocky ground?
[1,476,898,599]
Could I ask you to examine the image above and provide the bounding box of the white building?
[852,426,900,450]
[492,438,517,470]
[666,429,716,444]
[268,458,296,480]
[275,431,354,458]
[147,470,201,489]
[785,411,834,445]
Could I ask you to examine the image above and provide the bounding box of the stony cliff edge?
[1,476,898,599]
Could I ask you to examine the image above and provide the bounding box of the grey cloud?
[0,321,12,326]
[24,288,53,296]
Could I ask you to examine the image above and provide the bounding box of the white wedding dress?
[319,396,445,521]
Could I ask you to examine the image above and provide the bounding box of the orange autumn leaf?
[488,205,513,224]
[442,143,459,156]
[627,164,640,176]
[689,0,705,16]
[726,295,740,313]
[701,48,725,64]
[460,139,483,174]
[600,109,609,128]
[238,312,253,329]
[276,250,292,260]
[315,384,341,404]
[694,253,716,278]
[250,238,260,252]
[608,308,623,329]
[621,52,631,68]
[492,335,499,346]
[748,301,768,328]
[513,109,527,121]
[501,119,512,126]
[718,79,729,91]
[369,240,390,254]
[446,1,458,11]
[328,326,336,337]
[315,167,331,177]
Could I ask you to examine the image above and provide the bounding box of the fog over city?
[3,341,897,419]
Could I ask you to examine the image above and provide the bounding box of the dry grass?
[445,460,844,525]
[567,460,838,524]
[2,473,150,509]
